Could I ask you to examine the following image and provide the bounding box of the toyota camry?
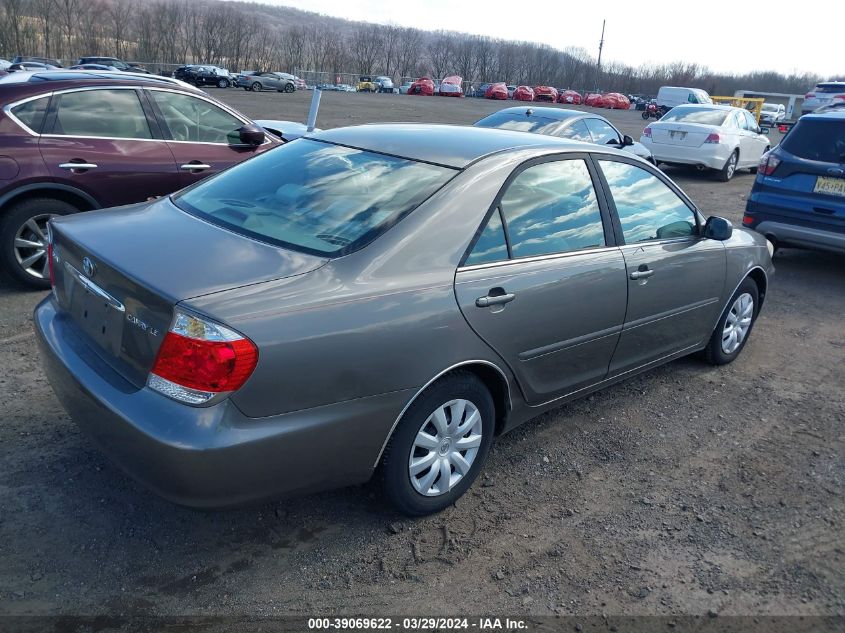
[35,124,774,515]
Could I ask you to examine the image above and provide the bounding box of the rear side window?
[499,159,605,258]
[781,119,845,163]
[465,208,508,266]
[53,89,152,139]
[10,96,49,133]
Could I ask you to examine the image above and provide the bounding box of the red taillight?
[642,127,652,137]
[704,133,721,144]
[805,92,815,99]
[759,152,781,176]
[148,312,258,404]
[742,215,754,226]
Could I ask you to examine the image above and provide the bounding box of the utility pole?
[596,19,605,92]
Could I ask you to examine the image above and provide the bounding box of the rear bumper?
[34,297,414,508]
[643,141,730,170]
[752,219,845,254]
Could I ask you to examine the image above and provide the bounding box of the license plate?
[670,130,686,140]
[68,276,125,356]
[814,176,845,197]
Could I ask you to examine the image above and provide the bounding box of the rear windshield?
[475,111,571,134]
[781,119,845,163]
[173,139,456,257]
[815,84,845,94]
[659,107,729,126]
[761,104,779,112]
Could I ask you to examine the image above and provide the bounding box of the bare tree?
[349,23,383,74]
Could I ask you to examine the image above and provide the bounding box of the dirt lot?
[0,91,842,623]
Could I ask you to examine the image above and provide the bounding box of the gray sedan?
[35,125,773,515]
[240,71,296,93]
[475,106,656,163]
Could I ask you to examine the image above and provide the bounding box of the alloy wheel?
[726,153,737,179]
[13,213,54,280]
[721,292,754,354]
[408,399,483,497]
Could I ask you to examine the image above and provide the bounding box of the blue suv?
[744,111,845,254]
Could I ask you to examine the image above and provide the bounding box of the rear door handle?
[629,269,654,280]
[180,162,212,172]
[476,293,516,308]
[59,162,97,171]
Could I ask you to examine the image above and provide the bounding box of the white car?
[640,104,770,182]
[759,103,786,126]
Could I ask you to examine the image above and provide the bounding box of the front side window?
[174,139,455,257]
[499,160,605,258]
[560,120,591,142]
[584,118,620,145]
[53,89,152,139]
[151,91,243,143]
[744,111,759,131]
[599,160,697,243]
[10,96,50,133]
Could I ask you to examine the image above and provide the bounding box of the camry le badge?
[82,257,95,277]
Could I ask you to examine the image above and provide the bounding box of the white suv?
[802,82,845,115]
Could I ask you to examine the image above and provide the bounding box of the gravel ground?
[0,91,842,623]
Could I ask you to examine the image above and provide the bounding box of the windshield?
[762,104,779,112]
[781,119,845,163]
[173,139,456,257]
[475,111,570,134]
[659,107,729,126]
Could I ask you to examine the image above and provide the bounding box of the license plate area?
[66,265,125,357]
[814,176,845,197]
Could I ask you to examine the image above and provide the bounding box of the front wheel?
[380,372,495,516]
[284,83,295,93]
[0,197,79,288]
[704,278,759,365]
[217,78,229,88]
[250,82,262,92]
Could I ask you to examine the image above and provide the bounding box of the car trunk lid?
[650,122,715,147]
[50,198,327,388]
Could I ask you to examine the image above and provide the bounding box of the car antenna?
[306,86,322,132]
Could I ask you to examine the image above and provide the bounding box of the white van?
[657,86,712,110]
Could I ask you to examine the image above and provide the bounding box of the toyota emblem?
[82,257,95,277]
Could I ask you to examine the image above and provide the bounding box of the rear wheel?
[717,150,739,182]
[704,278,759,365]
[217,77,229,88]
[0,197,79,288]
[381,372,494,516]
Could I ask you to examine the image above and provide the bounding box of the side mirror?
[758,126,769,135]
[703,216,733,241]
[234,124,265,147]
[622,134,634,147]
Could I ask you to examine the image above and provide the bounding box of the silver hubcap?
[722,292,754,354]
[726,153,737,179]
[409,399,483,497]
[13,214,54,279]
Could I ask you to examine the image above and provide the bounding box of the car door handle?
[629,269,655,280]
[180,162,212,172]
[58,162,97,170]
[476,292,516,308]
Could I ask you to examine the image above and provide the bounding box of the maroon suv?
[0,70,283,287]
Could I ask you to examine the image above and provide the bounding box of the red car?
[513,85,535,101]
[0,70,286,287]
[439,75,463,97]
[533,86,559,102]
[602,92,631,109]
[557,90,582,105]
[584,92,605,107]
[408,77,435,96]
[485,82,508,100]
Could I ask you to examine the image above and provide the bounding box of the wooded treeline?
[0,0,838,95]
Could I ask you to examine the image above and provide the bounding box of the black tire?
[717,149,739,182]
[250,82,262,92]
[284,83,295,93]
[0,197,79,288]
[217,78,229,88]
[380,371,495,516]
[642,111,649,119]
[703,277,760,365]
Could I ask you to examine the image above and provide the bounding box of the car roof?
[310,123,614,169]
[803,110,845,120]
[485,106,586,121]
[0,70,201,93]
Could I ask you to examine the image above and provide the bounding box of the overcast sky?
[247,0,839,77]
